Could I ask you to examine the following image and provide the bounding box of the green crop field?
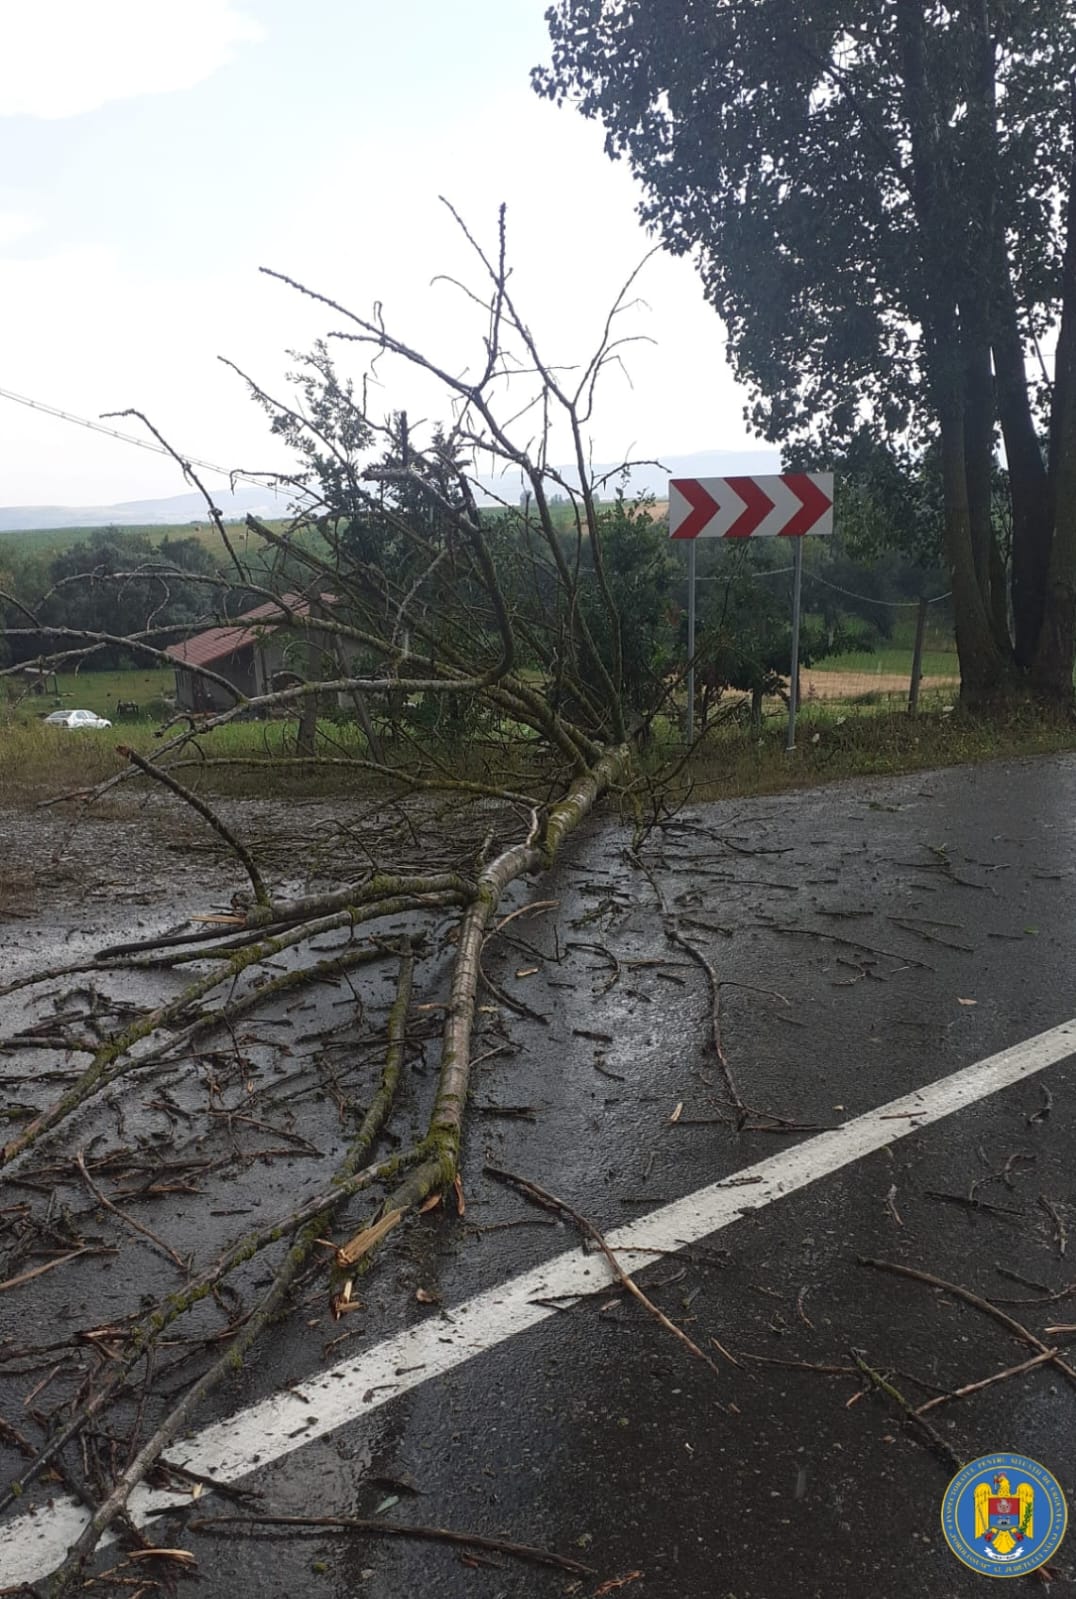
[0,518,295,562]
[0,522,202,558]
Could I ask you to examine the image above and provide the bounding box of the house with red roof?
[164,595,340,712]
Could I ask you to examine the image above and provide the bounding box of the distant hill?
[0,449,780,535]
[0,485,286,534]
[590,448,782,499]
[478,448,781,505]
[476,447,782,506]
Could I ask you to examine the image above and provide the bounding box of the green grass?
[680,702,1076,801]
[3,666,175,723]
[3,684,1076,817]
[811,644,959,677]
[3,653,1076,818]
[0,719,138,806]
[0,522,210,559]
[0,710,373,807]
[0,518,302,572]
[807,611,958,678]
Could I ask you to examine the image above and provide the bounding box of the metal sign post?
[786,536,804,752]
[686,540,697,745]
[668,473,834,748]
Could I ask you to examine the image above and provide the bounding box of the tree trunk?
[1032,76,1076,704]
[962,315,1008,651]
[384,742,631,1215]
[897,0,1009,706]
[958,0,1010,659]
[297,688,318,756]
[351,690,385,763]
[993,258,1051,670]
[936,369,1010,705]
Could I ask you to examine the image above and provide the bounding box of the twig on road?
[1039,1194,1069,1258]
[914,1349,1061,1415]
[859,1257,1076,1391]
[75,1150,189,1273]
[485,1165,727,1386]
[186,1512,594,1576]
[849,1350,963,1472]
[763,922,933,971]
[117,744,270,910]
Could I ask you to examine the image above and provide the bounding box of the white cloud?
[0,243,294,503]
[0,211,39,246]
[258,90,756,470]
[0,1,262,119]
[0,55,764,506]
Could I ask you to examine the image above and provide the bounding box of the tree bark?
[1033,74,1076,703]
[897,0,1009,704]
[993,257,1051,670]
[385,742,631,1216]
[958,0,1012,659]
[962,310,1008,649]
[935,356,1011,704]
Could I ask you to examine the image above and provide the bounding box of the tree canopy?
[536,1,1076,706]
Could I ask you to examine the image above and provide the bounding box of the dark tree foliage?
[575,495,677,718]
[693,554,872,728]
[40,530,222,667]
[249,340,375,518]
[536,1,1076,707]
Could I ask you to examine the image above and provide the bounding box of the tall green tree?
[41,529,224,664]
[536,0,1076,706]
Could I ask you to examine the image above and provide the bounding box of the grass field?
[0,522,211,559]
[810,643,958,677]
[0,518,295,562]
[0,711,375,807]
[684,701,1076,800]
[808,612,957,679]
[4,666,175,722]
[2,691,1074,813]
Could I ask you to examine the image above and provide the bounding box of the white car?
[42,708,113,730]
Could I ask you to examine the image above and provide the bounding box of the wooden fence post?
[908,596,928,714]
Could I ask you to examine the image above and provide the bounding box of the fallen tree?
[0,209,705,1592]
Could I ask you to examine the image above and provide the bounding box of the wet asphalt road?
[4,755,1076,1596]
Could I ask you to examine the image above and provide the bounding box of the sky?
[0,0,769,509]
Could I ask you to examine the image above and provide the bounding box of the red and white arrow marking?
[669,473,833,539]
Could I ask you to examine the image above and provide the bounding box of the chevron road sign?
[669,473,834,540]
[671,470,836,752]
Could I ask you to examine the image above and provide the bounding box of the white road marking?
[4,1018,1074,1586]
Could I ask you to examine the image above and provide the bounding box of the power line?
[0,384,296,502]
[806,571,951,608]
